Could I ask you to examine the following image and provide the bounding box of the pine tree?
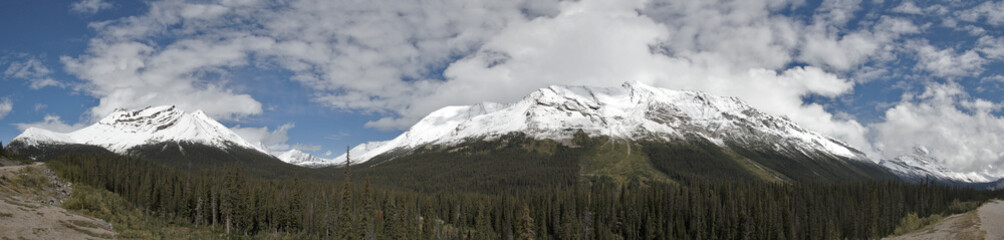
[361,176,376,240]
[336,146,356,239]
[517,205,536,240]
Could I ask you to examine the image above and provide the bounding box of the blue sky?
[1,0,1004,174]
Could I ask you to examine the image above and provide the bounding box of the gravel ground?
[885,199,1004,240]
[883,211,983,240]
[979,200,1004,240]
[0,164,116,239]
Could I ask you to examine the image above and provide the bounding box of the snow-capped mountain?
[336,81,867,165]
[10,105,266,156]
[880,147,997,183]
[274,149,334,168]
[272,141,388,168]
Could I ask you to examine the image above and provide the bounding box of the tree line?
[46,152,1000,239]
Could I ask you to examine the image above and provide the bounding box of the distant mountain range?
[4,82,998,186]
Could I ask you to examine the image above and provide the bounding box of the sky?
[1,0,1003,176]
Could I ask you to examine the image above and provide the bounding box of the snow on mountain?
[880,147,997,183]
[274,149,334,168]
[11,105,266,155]
[269,141,392,168]
[337,81,866,164]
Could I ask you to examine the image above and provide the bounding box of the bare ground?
[979,200,1004,240]
[886,199,1004,240]
[0,163,116,240]
[883,211,984,240]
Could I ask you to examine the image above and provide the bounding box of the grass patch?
[724,150,789,183]
[948,199,984,214]
[580,139,673,185]
[888,199,985,239]
[892,212,944,236]
[1,166,50,196]
[0,212,11,217]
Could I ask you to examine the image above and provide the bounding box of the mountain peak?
[337,82,865,164]
[274,149,333,168]
[11,105,264,155]
[881,146,996,183]
[97,105,183,132]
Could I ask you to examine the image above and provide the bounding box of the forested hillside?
[45,151,1000,239]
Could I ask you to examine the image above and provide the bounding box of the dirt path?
[883,211,983,240]
[0,163,116,239]
[979,200,1004,240]
[885,199,1004,240]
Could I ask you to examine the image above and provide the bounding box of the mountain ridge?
[8,105,267,159]
[328,81,867,167]
[4,83,989,186]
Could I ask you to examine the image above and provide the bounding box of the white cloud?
[959,1,1004,26]
[71,0,113,14]
[69,0,996,164]
[799,16,920,72]
[64,0,553,122]
[977,36,1004,60]
[985,75,1004,83]
[230,123,293,152]
[231,123,320,152]
[963,25,987,36]
[3,56,63,89]
[891,1,923,15]
[815,0,862,27]
[0,98,11,120]
[72,0,878,141]
[62,34,269,121]
[324,150,333,156]
[872,82,1004,176]
[396,0,876,156]
[291,144,321,151]
[14,115,88,133]
[907,40,986,77]
[33,104,46,112]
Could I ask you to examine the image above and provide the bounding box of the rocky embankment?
[0,163,116,239]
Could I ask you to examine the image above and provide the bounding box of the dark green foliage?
[338,133,582,193]
[641,134,896,183]
[7,140,333,180]
[643,138,760,181]
[44,151,1003,239]
[724,141,895,182]
[5,141,114,161]
[128,142,330,179]
[517,205,535,240]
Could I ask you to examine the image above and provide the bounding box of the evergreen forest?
[44,150,1001,239]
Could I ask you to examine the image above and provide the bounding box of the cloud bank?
[873,82,1004,176]
[56,0,1004,178]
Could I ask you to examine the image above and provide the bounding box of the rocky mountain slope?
[7,105,265,159]
[333,81,867,167]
